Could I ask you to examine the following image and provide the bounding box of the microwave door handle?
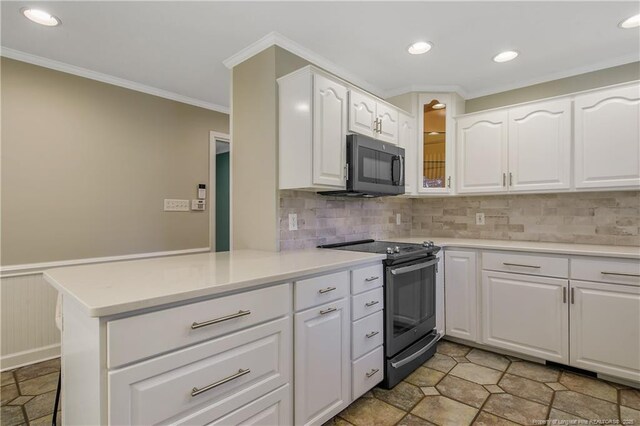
[399,155,404,186]
[390,258,439,275]
[392,155,401,185]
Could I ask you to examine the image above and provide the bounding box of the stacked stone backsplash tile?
[412,191,640,246]
[279,190,640,250]
[279,190,413,250]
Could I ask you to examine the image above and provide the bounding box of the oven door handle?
[391,332,442,369]
[390,258,439,275]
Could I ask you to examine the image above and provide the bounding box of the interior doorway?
[209,132,230,252]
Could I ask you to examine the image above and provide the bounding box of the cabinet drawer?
[109,317,290,425]
[571,257,640,286]
[483,251,568,278]
[352,310,384,360]
[107,283,290,368]
[352,346,383,400]
[352,264,384,295]
[352,287,384,321]
[295,271,349,311]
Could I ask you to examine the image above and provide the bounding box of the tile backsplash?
[279,190,640,249]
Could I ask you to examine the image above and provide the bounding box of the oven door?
[385,257,438,357]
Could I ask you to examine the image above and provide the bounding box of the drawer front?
[107,283,290,368]
[352,287,384,321]
[176,385,291,426]
[483,251,568,278]
[109,317,290,426]
[571,257,640,286]
[352,310,384,360]
[352,264,384,295]
[352,346,383,400]
[295,271,349,311]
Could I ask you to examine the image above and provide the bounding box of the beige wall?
[1,58,229,265]
[231,46,309,251]
[466,61,640,112]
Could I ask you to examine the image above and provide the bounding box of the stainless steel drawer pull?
[320,307,337,315]
[503,262,541,269]
[366,331,380,339]
[601,272,640,278]
[365,300,379,307]
[318,286,337,294]
[366,368,379,378]
[191,368,250,397]
[191,310,251,330]
[365,276,379,282]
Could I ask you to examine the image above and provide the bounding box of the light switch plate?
[476,212,486,225]
[288,213,298,231]
[164,199,190,212]
[396,213,401,225]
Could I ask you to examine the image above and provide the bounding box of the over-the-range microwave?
[319,134,405,197]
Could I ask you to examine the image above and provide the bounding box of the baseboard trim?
[1,344,61,371]
[1,247,211,278]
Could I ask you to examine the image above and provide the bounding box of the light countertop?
[395,237,640,259]
[44,249,384,318]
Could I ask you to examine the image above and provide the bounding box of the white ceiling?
[2,1,639,113]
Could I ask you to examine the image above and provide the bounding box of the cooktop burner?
[319,239,440,263]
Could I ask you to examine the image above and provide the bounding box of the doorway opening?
[210,132,230,252]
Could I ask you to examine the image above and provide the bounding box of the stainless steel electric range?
[319,239,441,388]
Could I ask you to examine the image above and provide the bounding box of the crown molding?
[223,31,384,98]
[464,53,640,99]
[383,84,470,100]
[1,47,230,114]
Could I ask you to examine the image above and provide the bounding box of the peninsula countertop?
[44,249,385,318]
[395,237,640,259]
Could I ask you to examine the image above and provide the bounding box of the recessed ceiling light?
[21,8,61,26]
[493,50,519,63]
[619,13,640,29]
[407,41,432,55]
[432,103,446,110]
[428,132,440,136]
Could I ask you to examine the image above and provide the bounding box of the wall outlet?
[288,213,298,231]
[476,212,486,225]
[164,199,190,212]
[396,213,402,225]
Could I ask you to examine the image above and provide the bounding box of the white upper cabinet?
[508,99,571,192]
[348,89,399,144]
[457,111,509,194]
[418,93,464,195]
[398,112,417,194]
[574,83,640,190]
[278,67,347,190]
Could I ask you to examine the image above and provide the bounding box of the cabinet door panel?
[377,103,399,144]
[294,299,350,426]
[574,84,640,189]
[457,111,508,193]
[348,90,376,137]
[444,251,477,341]
[313,74,348,187]
[482,271,568,363]
[508,99,571,192]
[570,280,640,382]
[398,113,417,194]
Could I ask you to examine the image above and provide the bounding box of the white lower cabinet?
[569,280,640,382]
[444,250,478,341]
[294,298,350,426]
[481,270,569,363]
[208,385,291,426]
[352,346,384,400]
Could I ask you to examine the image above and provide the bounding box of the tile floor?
[1,341,639,426]
[1,358,61,426]
[328,340,640,426]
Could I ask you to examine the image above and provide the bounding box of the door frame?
[209,131,230,251]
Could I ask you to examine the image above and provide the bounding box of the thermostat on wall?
[191,199,206,211]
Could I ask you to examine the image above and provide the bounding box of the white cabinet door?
[398,112,417,194]
[482,270,569,363]
[508,99,571,192]
[457,111,508,194]
[376,102,399,144]
[313,74,348,187]
[574,84,640,189]
[348,90,377,137]
[444,250,478,341]
[570,280,640,382]
[294,299,350,426]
